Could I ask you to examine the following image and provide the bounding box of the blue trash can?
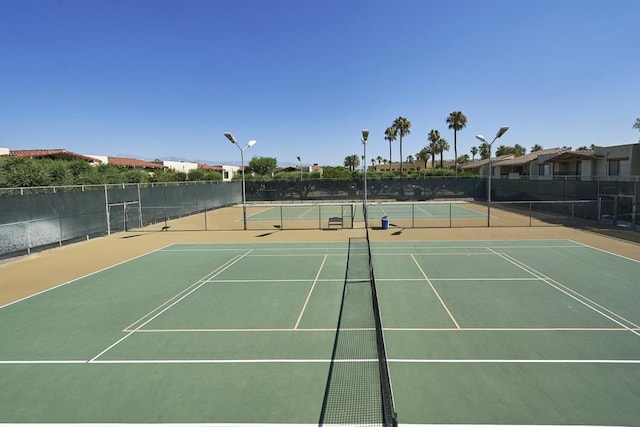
[381,216,389,230]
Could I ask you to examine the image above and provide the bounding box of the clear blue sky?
[1,0,638,167]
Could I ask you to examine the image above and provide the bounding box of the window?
[608,159,620,176]
[538,164,550,176]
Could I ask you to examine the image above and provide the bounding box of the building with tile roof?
[2,148,102,163]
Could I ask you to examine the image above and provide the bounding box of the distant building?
[460,143,640,180]
[370,159,453,173]
[460,155,515,176]
[3,148,102,164]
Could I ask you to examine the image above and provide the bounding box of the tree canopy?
[248,156,277,176]
[0,156,223,188]
[495,144,527,157]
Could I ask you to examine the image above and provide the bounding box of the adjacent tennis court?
[1,239,639,425]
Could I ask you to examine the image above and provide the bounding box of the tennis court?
[1,238,639,425]
[243,201,488,229]
[135,200,597,232]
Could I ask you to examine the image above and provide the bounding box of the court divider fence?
[1,177,638,259]
[0,181,240,258]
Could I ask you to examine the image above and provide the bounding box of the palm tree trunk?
[399,136,403,176]
[454,131,458,176]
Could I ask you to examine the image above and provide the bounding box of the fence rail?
[1,177,638,259]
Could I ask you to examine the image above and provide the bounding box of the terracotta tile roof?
[541,149,595,164]
[493,147,570,167]
[107,156,166,169]
[197,163,223,171]
[8,149,102,162]
[460,154,514,169]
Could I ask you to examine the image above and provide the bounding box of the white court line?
[0,423,318,427]
[296,205,317,219]
[0,244,173,310]
[390,359,640,364]
[567,239,640,263]
[90,359,375,364]
[487,248,640,338]
[0,360,87,364]
[208,278,342,283]
[411,254,460,329]
[0,424,623,427]
[377,277,541,282]
[499,251,640,331]
[159,246,348,252]
[384,327,636,331]
[294,255,328,329]
[125,326,637,333]
[89,250,254,362]
[3,358,639,366]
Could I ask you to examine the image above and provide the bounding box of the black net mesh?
[319,205,397,426]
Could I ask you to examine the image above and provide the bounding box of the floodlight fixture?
[496,126,509,139]
[224,132,237,144]
[361,129,369,206]
[362,129,369,143]
[223,132,256,230]
[476,126,509,227]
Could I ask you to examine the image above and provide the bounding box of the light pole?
[224,132,257,230]
[475,126,509,226]
[297,156,303,181]
[362,129,369,206]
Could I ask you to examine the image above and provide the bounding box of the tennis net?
[319,203,397,426]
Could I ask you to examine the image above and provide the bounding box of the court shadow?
[256,225,281,237]
[120,234,143,239]
[255,232,275,237]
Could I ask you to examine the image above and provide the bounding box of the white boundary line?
[0,244,174,310]
[2,358,639,366]
[390,359,640,364]
[411,254,460,329]
[294,255,328,329]
[487,248,640,338]
[567,239,640,263]
[0,424,624,427]
[378,277,540,282]
[88,250,254,362]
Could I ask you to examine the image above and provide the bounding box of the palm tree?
[392,116,411,176]
[479,142,490,159]
[634,118,640,141]
[416,147,430,170]
[406,155,414,164]
[343,154,360,171]
[371,158,376,166]
[376,156,383,164]
[531,144,543,152]
[384,126,397,166]
[427,129,440,169]
[446,111,468,176]
[436,137,450,168]
[514,144,526,156]
[470,146,478,161]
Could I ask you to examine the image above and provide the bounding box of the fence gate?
[598,194,636,229]
[107,201,141,233]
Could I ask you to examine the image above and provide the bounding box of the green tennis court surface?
[1,240,639,425]
[246,202,485,221]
